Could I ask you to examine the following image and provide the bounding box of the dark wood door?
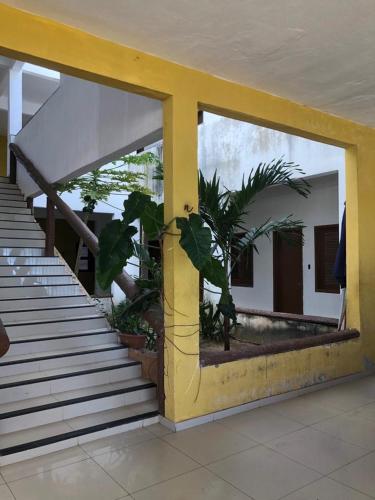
[273,229,303,314]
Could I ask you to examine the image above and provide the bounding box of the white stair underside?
[0,177,158,465]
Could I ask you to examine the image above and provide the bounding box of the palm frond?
[228,159,310,221]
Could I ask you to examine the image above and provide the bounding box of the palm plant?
[177,160,310,349]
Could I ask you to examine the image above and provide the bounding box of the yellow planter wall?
[0,3,373,423]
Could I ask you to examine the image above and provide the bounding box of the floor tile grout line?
[158,428,259,467]
[323,472,375,499]
[90,437,202,496]
[276,475,328,500]
[127,465,203,496]
[201,463,256,499]
[82,455,130,496]
[320,448,375,476]
[262,434,370,477]
[306,417,375,451]
[2,482,17,500]
[212,416,309,447]
[2,452,90,485]
[81,436,159,461]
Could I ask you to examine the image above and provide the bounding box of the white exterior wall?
[15,75,162,197]
[230,174,341,318]
[199,113,345,319]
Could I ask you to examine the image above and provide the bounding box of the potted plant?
[108,300,148,349]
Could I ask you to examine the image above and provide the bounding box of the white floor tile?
[1,446,88,483]
[7,459,126,500]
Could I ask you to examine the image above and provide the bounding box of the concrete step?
[0,284,82,299]
[0,343,127,377]
[0,359,142,404]
[0,378,155,433]
[8,330,118,356]
[0,303,96,322]
[0,400,159,466]
[0,294,89,312]
[0,264,67,277]
[6,316,109,339]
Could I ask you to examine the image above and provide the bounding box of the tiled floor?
[1,375,375,499]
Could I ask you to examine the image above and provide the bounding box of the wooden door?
[273,229,303,314]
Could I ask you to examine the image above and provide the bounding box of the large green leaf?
[122,191,151,226]
[97,220,137,289]
[201,256,227,289]
[176,214,212,270]
[141,202,164,240]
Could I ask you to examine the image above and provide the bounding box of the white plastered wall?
[230,174,341,318]
[199,113,345,319]
[14,75,162,197]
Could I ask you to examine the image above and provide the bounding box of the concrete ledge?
[201,329,359,366]
[236,307,338,326]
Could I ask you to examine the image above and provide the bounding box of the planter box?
[128,348,159,385]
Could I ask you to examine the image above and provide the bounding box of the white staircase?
[0,176,159,466]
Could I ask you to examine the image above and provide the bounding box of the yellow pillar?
[345,146,360,333]
[354,141,375,362]
[163,93,200,422]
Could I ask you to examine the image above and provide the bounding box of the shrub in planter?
[107,300,156,350]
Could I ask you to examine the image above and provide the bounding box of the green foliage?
[176,214,212,270]
[140,202,164,240]
[57,152,159,213]
[200,301,224,342]
[97,220,137,289]
[122,191,152,226]
[107,300,157,350]
[97,157,310,351]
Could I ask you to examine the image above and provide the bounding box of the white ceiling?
[2,0,375,127]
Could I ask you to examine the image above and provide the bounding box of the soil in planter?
[201,313,335,353]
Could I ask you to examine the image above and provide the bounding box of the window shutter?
[231,233,254,287]
[315,225,340,293]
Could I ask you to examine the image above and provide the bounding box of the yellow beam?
[0,3,373,145]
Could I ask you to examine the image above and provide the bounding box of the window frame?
[314,224,340,294]
[230,233,254,288]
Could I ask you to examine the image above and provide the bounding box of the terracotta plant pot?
[118,332,147,349]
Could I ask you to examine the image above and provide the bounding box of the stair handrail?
[0,319,10,358]
[8,143,164,335]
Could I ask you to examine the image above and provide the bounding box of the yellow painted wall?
[0,4,373,422]
[0,136,7,176]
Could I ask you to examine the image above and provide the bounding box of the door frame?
[273,229,303,315]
